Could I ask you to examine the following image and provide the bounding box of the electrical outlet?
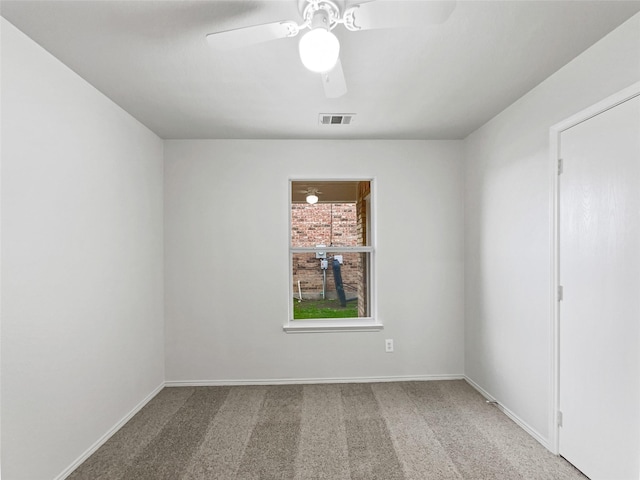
[385,339,394,353]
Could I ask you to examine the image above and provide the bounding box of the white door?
[559,94,640,479]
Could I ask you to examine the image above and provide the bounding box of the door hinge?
[558,158,564,175]
[557,411,563,427]
[558,285,563,301]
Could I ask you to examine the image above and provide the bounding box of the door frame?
[548,80,640,456]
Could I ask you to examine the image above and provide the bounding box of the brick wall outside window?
[291,203,359,299]
[291,203,358,247]
[356,181,370,316]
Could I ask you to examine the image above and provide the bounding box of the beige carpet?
[68,380,586,479]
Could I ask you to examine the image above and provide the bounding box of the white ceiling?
[2,0,639,140]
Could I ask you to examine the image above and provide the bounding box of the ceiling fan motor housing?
[311,8,330,30]
[301,0,342,31]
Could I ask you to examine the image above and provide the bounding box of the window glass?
[290,181,372,321]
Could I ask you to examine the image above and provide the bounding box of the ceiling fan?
[297,187,323,204]
[206,0,456,98]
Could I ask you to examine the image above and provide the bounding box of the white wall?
[164,140,464,382]
[464,13,640,445]
[1,18,165,480]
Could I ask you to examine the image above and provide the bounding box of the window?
[285,180,380,333]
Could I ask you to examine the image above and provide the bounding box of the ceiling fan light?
[299,28,340,73]
[306,194,319,204]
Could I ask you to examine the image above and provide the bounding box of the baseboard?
[165,373,465,387]
[464,376,552,451]
[54,382,165,480]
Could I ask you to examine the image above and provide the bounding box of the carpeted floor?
[68,380,586,479]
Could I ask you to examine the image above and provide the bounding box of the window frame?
[284,178,381,333]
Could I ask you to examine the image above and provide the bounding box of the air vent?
[319,113,356,125]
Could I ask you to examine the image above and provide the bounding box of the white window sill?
[283,319,383,333]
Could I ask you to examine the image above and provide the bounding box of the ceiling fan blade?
[321,59,347,98]
[206,21,300,50]
[344,0,456,31]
